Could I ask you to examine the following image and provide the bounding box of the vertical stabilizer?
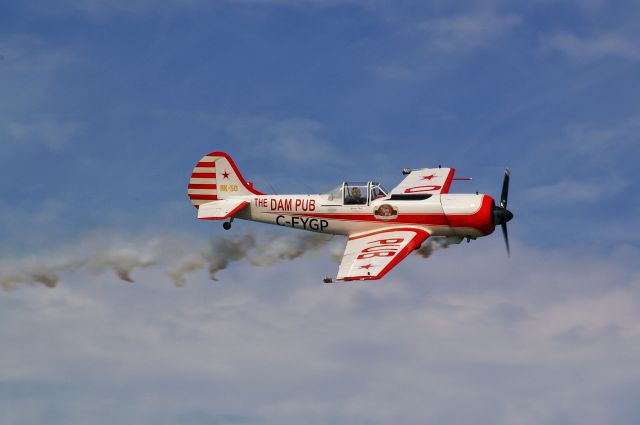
[188,151,263,208]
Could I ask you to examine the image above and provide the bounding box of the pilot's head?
[352,187,362,198]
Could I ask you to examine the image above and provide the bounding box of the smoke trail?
[166,256,205,287]
[1,231,342,290]
[30,272,59,288]
[0,240,159,291]
[167,233,341,285]
[203,234,256,280]
[248,233,334,266]
[414,237,457,258]
[1,231,467,291]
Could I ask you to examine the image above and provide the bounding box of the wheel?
[323,277,333,283]
[223,221,231,230]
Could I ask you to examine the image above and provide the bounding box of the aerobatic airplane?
[188,151,514,282]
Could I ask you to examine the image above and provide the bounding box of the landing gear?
[222,217,234,230]
[323,277,334,284]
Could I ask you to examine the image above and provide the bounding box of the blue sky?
[1,1,640,424]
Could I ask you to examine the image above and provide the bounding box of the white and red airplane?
[188,151,514,282]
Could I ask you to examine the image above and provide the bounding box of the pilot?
[345,187,365,205]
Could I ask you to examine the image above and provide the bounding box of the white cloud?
[1,230,640,424]
[6,117,83,150]
[226,116,343,167]
[541,31,640,61]
[371,63,415,80]
[0,36,81,150]
[25,0,207,17]
[552,116,640,167]
[525,178,626,204]
[418,12,521,51]
[264,119,339,164]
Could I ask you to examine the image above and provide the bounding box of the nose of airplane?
[493,206,514,225]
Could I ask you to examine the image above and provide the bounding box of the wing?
[197,199,249,220]
[336,227,430,281]
[391,168,456,195]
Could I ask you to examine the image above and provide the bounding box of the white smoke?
[414,237,459,258]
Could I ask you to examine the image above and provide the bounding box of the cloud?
[1,237,639,424]
[6,117,83,150]
[565,118,640,158]
[24,0,207,17]
[541,31,640,61]
[542,116,640,173]
[525,178,626,204]
[0,36,81,150]
[418,12,521,51]
[226,117,343,167]
[370,63,416,81]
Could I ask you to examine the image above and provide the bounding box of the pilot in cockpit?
[345,186,366,205]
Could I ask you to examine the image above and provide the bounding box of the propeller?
[492,168,514,256]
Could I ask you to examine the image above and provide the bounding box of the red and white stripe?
[188,154,217,207]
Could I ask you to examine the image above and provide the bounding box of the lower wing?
[336,226,430,281]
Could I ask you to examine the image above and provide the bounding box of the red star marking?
[222,171,230,179]
[421,174,437,180]
[359,263,374,270]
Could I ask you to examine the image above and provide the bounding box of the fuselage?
[232,192,496,239]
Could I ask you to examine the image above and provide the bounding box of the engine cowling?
[440,194,495,236]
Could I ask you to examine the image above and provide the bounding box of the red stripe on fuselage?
[261,195,495,235]
[266,211,450,226]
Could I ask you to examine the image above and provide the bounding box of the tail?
[188,151,264,208]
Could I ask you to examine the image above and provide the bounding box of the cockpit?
[324,182,389,205]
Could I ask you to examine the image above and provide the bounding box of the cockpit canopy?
[325,182,388,205]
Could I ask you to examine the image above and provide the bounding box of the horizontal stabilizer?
[197,199,249,220]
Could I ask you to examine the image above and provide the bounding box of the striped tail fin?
[188,151,264,208]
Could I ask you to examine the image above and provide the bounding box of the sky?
[1,0,640,424]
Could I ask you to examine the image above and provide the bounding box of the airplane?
[188,151,514,282]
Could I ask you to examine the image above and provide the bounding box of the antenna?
[261,178,278,195]
[294,179,316,194]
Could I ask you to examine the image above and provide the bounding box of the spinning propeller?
[492,168,514,256]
